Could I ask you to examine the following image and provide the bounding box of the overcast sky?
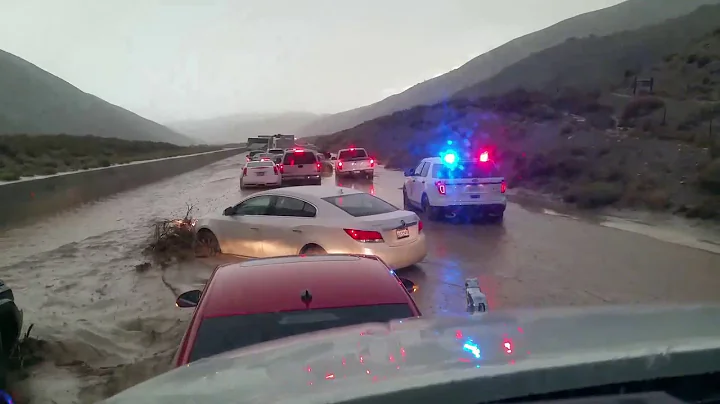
[0,0,624,123]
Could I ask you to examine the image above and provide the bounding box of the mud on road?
[1,154,719,403]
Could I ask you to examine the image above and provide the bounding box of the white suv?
[402,153,507,222]
[280,148,322,185]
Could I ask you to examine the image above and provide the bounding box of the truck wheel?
[421,194,442,221]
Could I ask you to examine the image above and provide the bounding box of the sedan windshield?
[189,304,414,363]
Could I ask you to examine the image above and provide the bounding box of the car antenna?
[300,289,313,309]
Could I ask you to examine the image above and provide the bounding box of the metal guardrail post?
[465,278,488,314]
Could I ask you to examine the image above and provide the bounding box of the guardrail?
[0,148,245,228]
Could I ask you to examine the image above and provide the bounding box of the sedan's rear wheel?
[301,245,327,256]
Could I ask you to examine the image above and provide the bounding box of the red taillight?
[337,160,343,169]
[418,220,423,233]
[343,229,383,243]
[316,162,321,171]
[278,164,284,173]
[369,158,375,168]
[294,149,304,153]
[501,180,507,193]
[243,167,247,176]
[435,181,446,195]
[273,166,279,175]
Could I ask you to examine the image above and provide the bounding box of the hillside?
[168,112,323,144]
[311,20,720,219]
[297,0,720,137]
[453,5,720,100]
[0,50,194,145]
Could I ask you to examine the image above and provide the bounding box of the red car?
[173,254,421,366]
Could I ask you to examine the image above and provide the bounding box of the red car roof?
[201,255,411,318]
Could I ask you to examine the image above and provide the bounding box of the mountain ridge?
[296,0,720,137]
[0,49,195,145]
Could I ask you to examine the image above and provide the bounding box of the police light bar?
[465,278,488,314]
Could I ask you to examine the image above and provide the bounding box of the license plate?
[395,228,410,239]
[471,194,480,199]
[256,172,265,176]
[354,170,361,174]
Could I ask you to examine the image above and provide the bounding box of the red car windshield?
[189,303,414,363]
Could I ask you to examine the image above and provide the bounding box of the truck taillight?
[337,160,343,169]
[501,180,507,193]
[369,158,375,168]
[435,181,446,195]
[278,164,284,173]
[316,162,321,172]
[243,167,247,176]
[418,220,423,233]
[273,166,279,175]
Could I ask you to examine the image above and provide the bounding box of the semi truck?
[271,134,295,150]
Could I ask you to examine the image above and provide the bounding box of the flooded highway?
[1,153,719,403]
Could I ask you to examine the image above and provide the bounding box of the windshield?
[283,151,317,165]
[338,149,368,160]
[188,304,413,363]
[322,193,397,217]
[432,162,501,179]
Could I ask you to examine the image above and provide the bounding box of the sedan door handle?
[292,229,302,233]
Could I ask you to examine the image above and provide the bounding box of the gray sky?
[0,0,624,122]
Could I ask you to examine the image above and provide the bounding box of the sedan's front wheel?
[196,230,221,257]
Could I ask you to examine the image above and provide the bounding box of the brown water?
[2,155,719,403]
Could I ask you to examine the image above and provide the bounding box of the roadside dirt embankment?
[0,148,245,228]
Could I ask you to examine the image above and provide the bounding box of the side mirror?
[223,206,235,216]
[403,168,415,177]
[399,277,418,294]
[176,290,202,308]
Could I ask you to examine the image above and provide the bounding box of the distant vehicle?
[247,137,272,150]
[403,150,507,222]
[240,160,282,189]
[315,151,334,173]
[170,254,420,366]
[272,134,295,150]
[193,185,427,269]
[246,150,263,162]
[255,153,274,162]
[335,147,374,180]
[280,148,322,185]
[267,148,285,156]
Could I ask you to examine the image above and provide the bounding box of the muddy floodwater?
[1,154,719,403]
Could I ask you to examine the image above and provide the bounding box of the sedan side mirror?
[176,289,202,308]
[223,206,235,216]
[398,277,418,294]
[403,168,415,177]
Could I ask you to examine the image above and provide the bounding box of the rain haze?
[0,0,624,123]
